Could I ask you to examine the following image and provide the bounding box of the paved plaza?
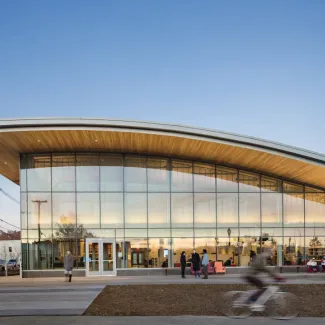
[2,316,325,325]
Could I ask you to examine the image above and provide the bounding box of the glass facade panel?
[171,193,193,228]
[125,193,147,228]
[27,154,51,191]
[284,182,303,193]
[77,193,100,228]
[20,152,325,270]
[28,193,52,228]
[284,193,304,227]
[148,238,170,268]
[52,193,76,227]
[239,171,260,192]
[52,154,75,192]
[148,193,170,228]
[216,167,238,192]
[100,154,123,192]
[239,193,260,227]
[193,163,215,192]
[217,193,238,226]
[76,154,99,192]
[147,158,169,192]
[305,193,325,227]
[172,238,193,266]
[171,160,193,192]
[262,193,282,227]
[20,155,27,192]
[261,176,282,193]
[124,156,147,192]
[101,193,124,228]
[194,193,216,228]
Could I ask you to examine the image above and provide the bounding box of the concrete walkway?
[2,316,325,325]
[0,284,105,316]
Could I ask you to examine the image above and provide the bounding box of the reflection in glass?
[239,193,261,227]
[239,171,260,192]
[148,238,170,268]
[283,182,303,193]
[262,193,282,226]
[27,155,51,191]
[124,156,147,192]
[101,193,124,228]
[52,154,75,192]
[284,193,304,227]
[194,193,216,228]
[148,158,169,192]
[217,193,238,226]
[125,238,148,268]
[148,193,170,228]
[172,238,193,267]
[305,193,325,227]
[171,160,193,192]
[28,193,52,228]
[217,237,239,266]
[100,154,123,191]
[28,238,54,270]
[76,154,99,191]
[77,193,100,227]
[216,167,238,192]
[284,236,304,265]
[194,163,215,192]
[172,228,194,237]
[171,193,193,227]
[52,193,76,227]
[195,228,216,237]
[194,238,216,256]
[306,237,325,261]
[148,229,171,237]
[20,155,27,192]
[21,193,27,229]
[261,176,282,193]
[125,193,147,228]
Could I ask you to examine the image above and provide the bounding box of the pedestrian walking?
[201,249,209,279]
[191,249,201,278]
[64,250,74,282]
[180,251,186,278]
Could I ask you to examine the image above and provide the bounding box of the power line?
[0,188,19,205]
[0,218,20,230]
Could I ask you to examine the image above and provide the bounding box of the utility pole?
[32,200,47,269]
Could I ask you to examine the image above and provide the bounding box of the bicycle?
[222,280,299,320]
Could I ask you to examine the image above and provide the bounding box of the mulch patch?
[84,283,325,317]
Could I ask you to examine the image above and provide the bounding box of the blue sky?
[0,0,324,227]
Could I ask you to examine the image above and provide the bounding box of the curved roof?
[1,117,325,188]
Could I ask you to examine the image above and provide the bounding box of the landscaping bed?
[84,284,325,317]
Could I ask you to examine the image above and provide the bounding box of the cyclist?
[244,249,283,309]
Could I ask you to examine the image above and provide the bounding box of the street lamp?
[227,228,231,247]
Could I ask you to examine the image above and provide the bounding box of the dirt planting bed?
[84,284,325,317]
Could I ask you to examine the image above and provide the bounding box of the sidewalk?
[1,273,324,287]
[2,316,325,325]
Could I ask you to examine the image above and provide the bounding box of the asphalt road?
[2,316,325,325]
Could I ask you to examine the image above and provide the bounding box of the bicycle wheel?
[222,291,252,319]
[266,292,299,320]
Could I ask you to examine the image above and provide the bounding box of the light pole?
[32,200,47,269]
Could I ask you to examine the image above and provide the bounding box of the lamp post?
[227,228,231,247]
[32,200,47,269]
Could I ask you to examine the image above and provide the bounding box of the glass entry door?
[86,238,116,276]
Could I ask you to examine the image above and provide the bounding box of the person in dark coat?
[64,250,74,282]
[180,251,186,278]
[191,249,201,278]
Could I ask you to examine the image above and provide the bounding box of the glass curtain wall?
[20,153,325,270]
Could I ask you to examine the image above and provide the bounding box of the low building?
[0,118,325,277]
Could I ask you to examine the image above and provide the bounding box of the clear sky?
[0,0,324,228]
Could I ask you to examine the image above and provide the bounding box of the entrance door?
[86,238,116,276]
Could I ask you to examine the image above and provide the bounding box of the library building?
[1,118,325,277]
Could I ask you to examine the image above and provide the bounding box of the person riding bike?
[244,250,283,309]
